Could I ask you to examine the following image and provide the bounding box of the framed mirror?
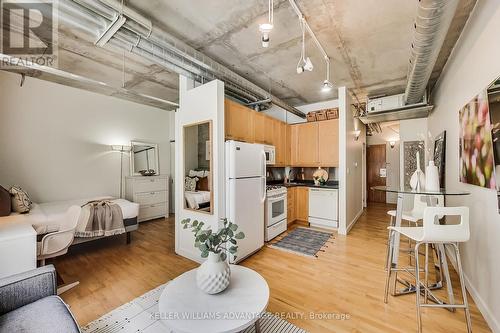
[130,141,159,176]
[183,121,213,214]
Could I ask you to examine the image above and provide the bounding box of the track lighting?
[296,18,313,74]
[321,80,333,92]
[321,59,333,92]
[259,0,274,48]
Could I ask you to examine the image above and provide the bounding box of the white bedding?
[184,191,211,210]
[2,196,139,235]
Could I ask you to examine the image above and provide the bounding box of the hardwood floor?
[56,203,492,332]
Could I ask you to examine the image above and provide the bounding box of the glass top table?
[372,185,470,307]
[371,186,470,196]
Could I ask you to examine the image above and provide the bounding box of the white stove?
[265,185,287,241]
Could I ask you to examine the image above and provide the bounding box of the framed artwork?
[433,131,446,188]
[459,89,496,189]
[403,141,425,188]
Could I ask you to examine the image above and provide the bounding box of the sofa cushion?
[0,296,80,333]
[9,185,32,213]
[0,185,11,217]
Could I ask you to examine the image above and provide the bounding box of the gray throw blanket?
[74,200,125,238]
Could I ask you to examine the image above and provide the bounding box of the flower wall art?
[459,90,497,189]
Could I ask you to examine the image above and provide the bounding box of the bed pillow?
[9,185,32,213]
[184,177,198,192]
[197,177,209,191]
[0,185,11,216]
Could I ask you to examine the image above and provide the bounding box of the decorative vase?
[196,252,231,294]
[425,161,440,191]
[410,151,426,191]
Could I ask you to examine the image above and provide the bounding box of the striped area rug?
[268,227,333,258]
[82,283,307,333]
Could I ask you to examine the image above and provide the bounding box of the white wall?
[175,77,225,263]
[428,1,500,331]
[0,71,171,203]
[338,87,365,234]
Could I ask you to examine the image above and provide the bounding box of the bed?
[184,170,211,211]
[3,196,139,244]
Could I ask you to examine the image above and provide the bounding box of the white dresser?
[125,175,169,222]
[0,221,37,279]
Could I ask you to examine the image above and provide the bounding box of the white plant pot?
[196,252,231,294]
[425,161,440,191]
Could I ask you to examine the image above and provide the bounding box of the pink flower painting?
[459,90,497,189]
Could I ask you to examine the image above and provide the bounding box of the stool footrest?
[420,304,467,309]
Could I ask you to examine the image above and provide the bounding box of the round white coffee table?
[158,265,269,333]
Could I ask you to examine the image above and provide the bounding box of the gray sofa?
[0,265,80,333]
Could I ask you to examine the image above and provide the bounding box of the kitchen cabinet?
[291,122,319,166]
[225,99,254,142]
[264,117,275,146]
[295,187,309,222]
[285,124,292,166]
[290,120,339,167]
[274,120,287,166]
[287,187,296,225]
[318,119,339,166]
[253,112,267,144]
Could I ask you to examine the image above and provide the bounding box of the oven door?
[266,195,287,227]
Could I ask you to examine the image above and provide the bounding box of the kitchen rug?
[268,227,333,258]
[81,283,307,333]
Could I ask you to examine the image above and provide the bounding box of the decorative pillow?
[0,185,11,216]
[9,185,32,213]
[184,177,198,192]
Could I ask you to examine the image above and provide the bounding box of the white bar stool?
[384,206,471,333]
[385,195,444,268]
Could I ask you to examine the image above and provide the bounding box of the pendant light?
[259,0,274,47]
[296,18,313,74]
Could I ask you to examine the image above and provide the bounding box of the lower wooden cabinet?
[287,187,296,225]
[295,187,309,222]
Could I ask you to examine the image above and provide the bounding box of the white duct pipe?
[61,0,304,117]
[404,0,459,105]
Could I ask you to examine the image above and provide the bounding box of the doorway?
[366,144,386,203]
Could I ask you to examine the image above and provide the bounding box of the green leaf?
[229,239,237,245]
[234,232,245,239]
[192,220,198,227]
[227,229,234,237]
[220,252,227,261]
[183,224,188,229]
[229,224,238,231]
[199,243,209,252]
[229,246,238,254]
[201,251,209,258]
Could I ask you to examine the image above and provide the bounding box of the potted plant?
[181,218,245,294]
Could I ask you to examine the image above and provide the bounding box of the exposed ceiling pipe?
[58,0,305,118]
[404,0,459,105]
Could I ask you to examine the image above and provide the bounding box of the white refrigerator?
[225,140,266,263]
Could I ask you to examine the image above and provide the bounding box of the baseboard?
[346,208,364,234]
[445,247,500,333]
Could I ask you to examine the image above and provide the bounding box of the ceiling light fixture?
[259,0,274,48]
[321,58,333,92]
[296,18,313,74]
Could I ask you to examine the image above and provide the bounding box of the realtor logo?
[0,0,58,67]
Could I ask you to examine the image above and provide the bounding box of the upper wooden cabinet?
[291,122,319,166]
[225,99,254,142]
[253,112,267,145]
[290,119,339,167]
[318,119,339,166]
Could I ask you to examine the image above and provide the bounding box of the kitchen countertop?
[267,180,339,189]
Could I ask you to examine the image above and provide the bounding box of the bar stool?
[385,195,444,268]
[384,206,471,333]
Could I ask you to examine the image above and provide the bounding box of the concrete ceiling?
[2,0,477,108]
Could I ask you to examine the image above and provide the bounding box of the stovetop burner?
[266,185,284,191]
